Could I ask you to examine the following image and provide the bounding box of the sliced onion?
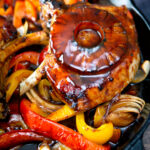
[132,60,150,83]
[26,88,63,113]
[20,58,47,95]
[17,21,28,36]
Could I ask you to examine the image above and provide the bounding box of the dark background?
[133,0,150,150]
[133,0,150,24]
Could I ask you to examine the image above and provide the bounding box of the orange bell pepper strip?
[64,0,87,5]
[64,0,79,5]
[28,0,41,12]
[20,99,111,150]
[13,0,37,28]
[5,69,33,102]
[0,0,4,8]
[25,0,37,22]
[9,51,40,70]
[76,112,113,145]
[0,6,13,16]
[13,0,26,28]
[0,129,47,149]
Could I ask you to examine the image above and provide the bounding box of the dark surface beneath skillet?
[18,0,150,150]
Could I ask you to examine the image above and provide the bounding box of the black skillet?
[106,0,150,150]
[18,0,150,149]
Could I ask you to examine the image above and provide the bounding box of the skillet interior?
[9,0,150,149]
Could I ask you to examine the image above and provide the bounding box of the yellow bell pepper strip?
[47,104,76,122]
[5,69,33,102]
[94,105,121,143]
[20,99,111,150]
[76,112,113,145]
[31,103,49,117]
[30,101,76,122]
[94,105,107,127]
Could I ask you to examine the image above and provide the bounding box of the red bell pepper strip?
[4,0,13,6]
[38,46,48,64]
[0,129,48,149]
[20,99,110,150]
[9,51,40,69]
[13,62,29,71]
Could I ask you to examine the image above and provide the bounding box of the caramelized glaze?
[45,3,140,111]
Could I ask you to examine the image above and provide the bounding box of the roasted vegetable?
[26,88,62,113]
[9,51,40,70]
[5,69,33,102]
[0,129,49,149]
[76,112,113,144]
[20,99,111,150]
[94,94,145,127]
[47,104,76,122]
[0,31,48,67]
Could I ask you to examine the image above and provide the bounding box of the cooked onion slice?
[94,94,145,127]
[17,21,28,36]
[26,88,62,113]
[132,60,150,83]
[20,59,47,95]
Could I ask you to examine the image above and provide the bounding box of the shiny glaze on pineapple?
[45,3,140,111]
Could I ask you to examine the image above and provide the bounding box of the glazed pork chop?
[20,2,140,111]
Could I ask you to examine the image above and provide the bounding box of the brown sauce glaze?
[45,3,140,111]
[50,5,127,73]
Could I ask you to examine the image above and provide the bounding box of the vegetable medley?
[0,0,149,150]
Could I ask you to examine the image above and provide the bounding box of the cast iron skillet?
[19,0,150,149]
